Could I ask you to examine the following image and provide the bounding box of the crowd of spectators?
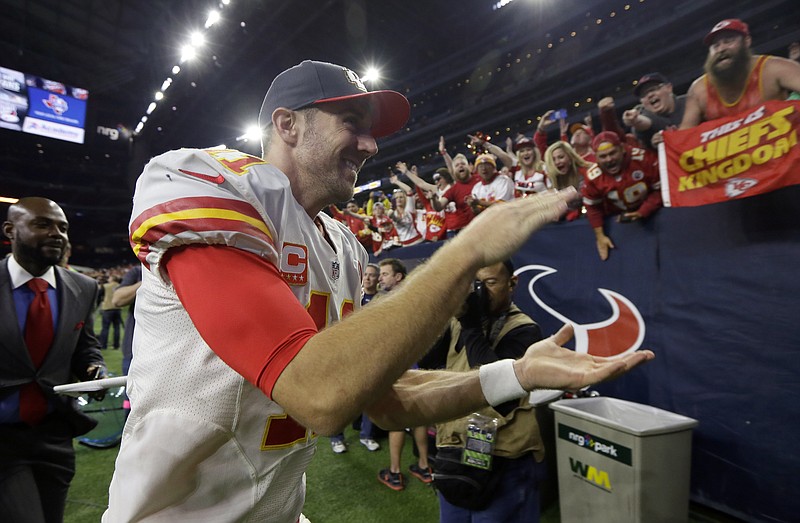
[5,18,795,523]
[328,26,800,263]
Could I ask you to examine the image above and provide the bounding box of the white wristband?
[479,359,528,406]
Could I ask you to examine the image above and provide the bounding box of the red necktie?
[19,278,54,425]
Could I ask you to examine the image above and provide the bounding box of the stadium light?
[361,67,381,83]
[180,45,196,63]
[493,0,516,10]
[236,124,262,142]
[205,10,220,28]
[190,32,205,47]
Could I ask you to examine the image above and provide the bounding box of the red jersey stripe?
[131,212,275,259]
[130,196,264,234]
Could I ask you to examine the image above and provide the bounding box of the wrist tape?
[479,359,528,406]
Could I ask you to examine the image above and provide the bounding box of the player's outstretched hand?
[513,324,654,391]
[449,188,578,269]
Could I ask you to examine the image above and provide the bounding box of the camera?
[460,279,489,326]
[471,279,485,300]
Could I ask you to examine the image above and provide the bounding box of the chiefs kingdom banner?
[659,100,800,207]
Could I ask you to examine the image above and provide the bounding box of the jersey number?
[260,292,355,450]
[622,182,648,205]
[261,414,311,450]
[306,291,355,329]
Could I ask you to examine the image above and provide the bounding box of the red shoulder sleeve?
[165,245,317,398]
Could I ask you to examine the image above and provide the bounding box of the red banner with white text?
[659,100,800,207]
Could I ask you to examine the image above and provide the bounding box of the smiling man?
[105,60,653,522]
[1,197,105,523]
[466,154,515,215]
[582,132,662,261]
[623,72,687,149]
[680,18,800,128]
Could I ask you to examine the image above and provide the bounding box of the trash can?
[549,397,698,523]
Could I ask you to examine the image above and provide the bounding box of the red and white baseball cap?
[703,19,749,46]
[259,60,410,138]
[512,135,535,152]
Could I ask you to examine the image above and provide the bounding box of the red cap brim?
[315,90,410,138]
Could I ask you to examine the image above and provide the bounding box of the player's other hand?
[513,324,654,391]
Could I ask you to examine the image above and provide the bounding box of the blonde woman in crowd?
[469,133,548,198]
[388,186,423,247]
[543,140,590,221]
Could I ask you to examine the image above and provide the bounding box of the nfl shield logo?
[331,260,340,281]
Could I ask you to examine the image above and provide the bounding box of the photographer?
[420,260,547,522]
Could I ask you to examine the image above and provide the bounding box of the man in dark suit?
[0,197,106,523]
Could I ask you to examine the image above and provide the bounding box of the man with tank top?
[681,19,800,128]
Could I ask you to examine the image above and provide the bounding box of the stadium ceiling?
[0,0,798,264]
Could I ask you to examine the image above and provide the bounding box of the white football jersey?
[104,148,366,522]
[514,169,551,195]
[472,172,516,203]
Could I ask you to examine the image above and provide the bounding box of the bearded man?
[680,19,800,128]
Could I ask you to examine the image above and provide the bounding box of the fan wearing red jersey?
[429,153,480,236]
[328,200,372,251]
[582,132,662,261]
[398,164,450,242]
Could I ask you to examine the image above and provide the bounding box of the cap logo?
[343,68,367,93]
[714,21,730,31]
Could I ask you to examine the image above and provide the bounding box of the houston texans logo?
[516,265,645,357]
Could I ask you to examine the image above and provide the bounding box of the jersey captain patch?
[280,242,308,285]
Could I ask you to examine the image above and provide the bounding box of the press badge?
[462,413,498,470]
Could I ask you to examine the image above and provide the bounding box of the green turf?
[66,420,739,522]
[63,313,741,522]
[64,345,122,523]
[304,432,440,522]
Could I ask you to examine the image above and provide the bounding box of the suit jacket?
[0,258,104,436]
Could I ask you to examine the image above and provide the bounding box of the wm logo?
[569,458,612,492]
